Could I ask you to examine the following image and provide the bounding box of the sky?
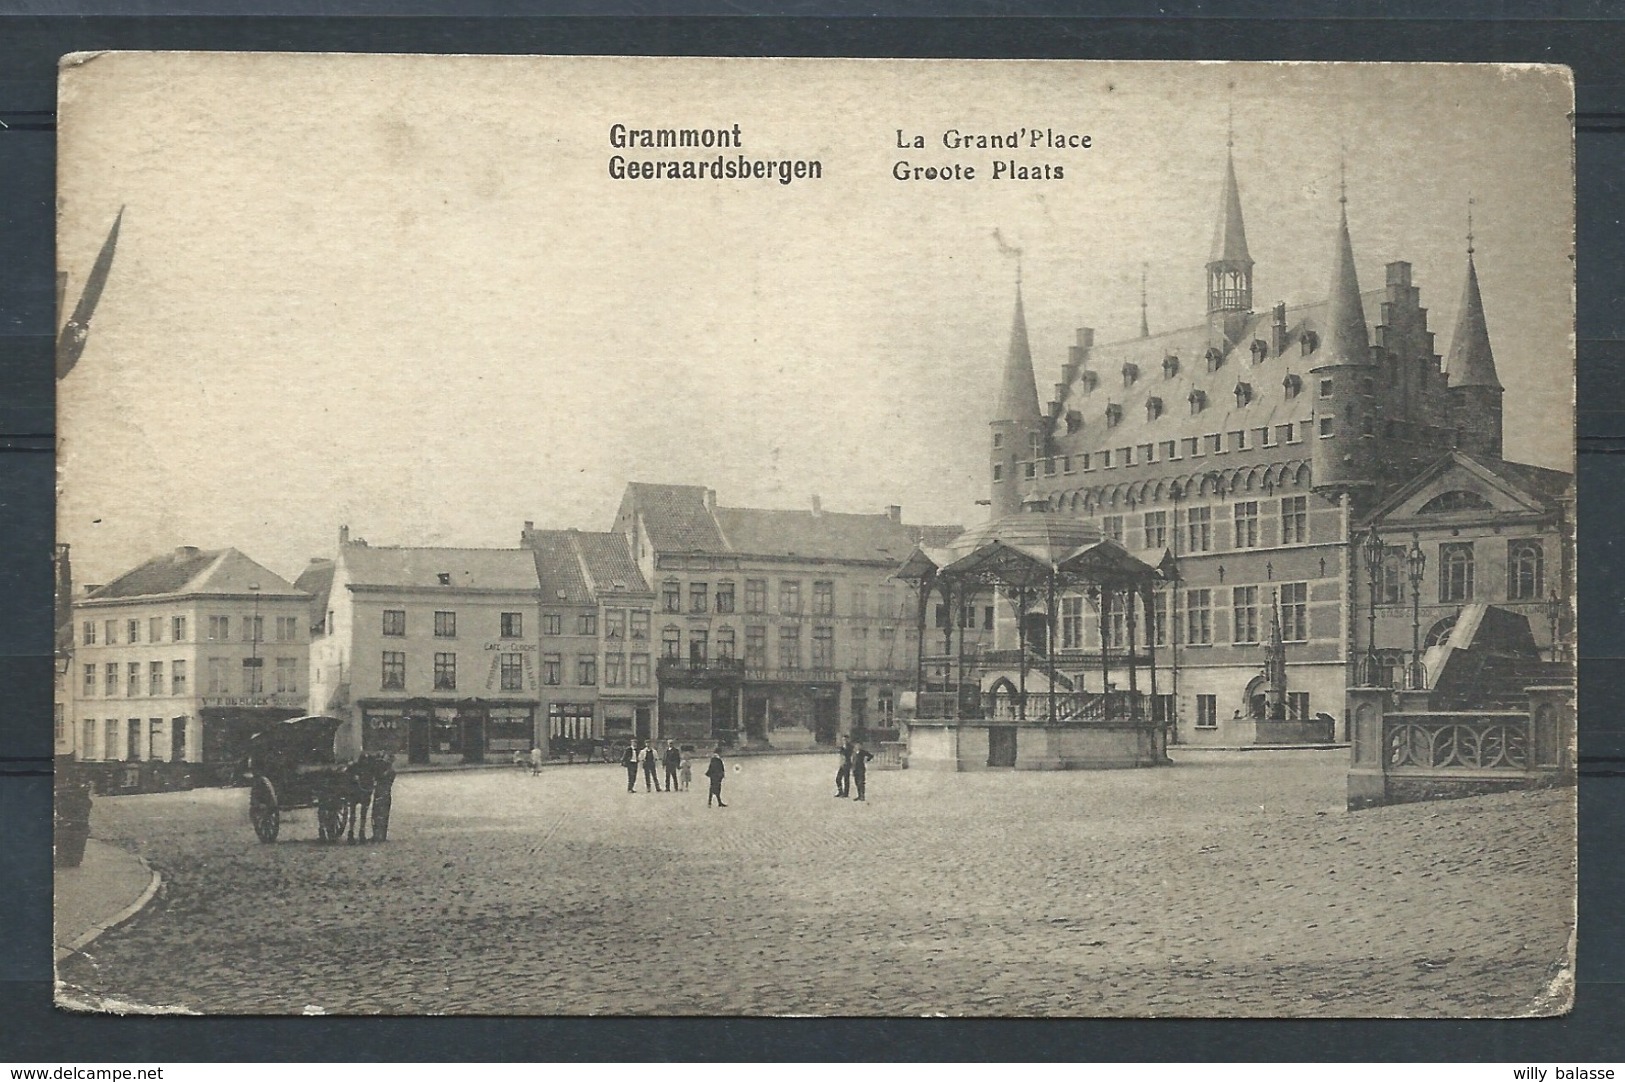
[56,55,1574,588]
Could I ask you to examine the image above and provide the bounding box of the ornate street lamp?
[1545,591,1565,663]
[1405,534,1427,690]
[1360,528,1386,686]
[244,582,263,706]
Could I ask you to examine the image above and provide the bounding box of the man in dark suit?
[706,746,728,807]
[834,735,853,798]
[662,740,682,792]
[850,741,875,802]
[621,740,638,793]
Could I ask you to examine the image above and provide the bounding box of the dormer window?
[1145,396,1164,422]
[1065,409,1083,435]
[1250,339,1269,363]
[1234,382,1253,408]
[1188,389,1207,415]
[1162,354,1180,379]
[1122,363,1140,387]
[1105,402,1123,428]
[1283,373,1303,399]
[1079,371,1100,393]
[1301,330,1320,355]
[1205,347,1224,373]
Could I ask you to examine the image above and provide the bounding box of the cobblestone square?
[58,750,1574,1017]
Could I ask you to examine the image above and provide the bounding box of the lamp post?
[1360,528,1386,686]
[245,582,262,706]
[1545,591,1565,663]
[1405,534,1427,690]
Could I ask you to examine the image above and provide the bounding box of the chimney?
[1272,302,1289,357]
[521,520,535,546]
[704,488,717,513]
[885,505,902,523]
[811,495,822,516]
[1076,327,1094,350]
[339,525,350,545]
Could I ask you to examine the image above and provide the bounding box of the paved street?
[57,751,1574,1017]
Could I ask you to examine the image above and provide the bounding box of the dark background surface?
[1,8,1621,1061]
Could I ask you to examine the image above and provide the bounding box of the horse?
[342,754,396,844]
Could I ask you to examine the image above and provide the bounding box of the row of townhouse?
[62,484,961,770]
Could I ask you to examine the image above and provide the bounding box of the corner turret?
[990,276,1045,518]
[1444,221,1504,460]
[1310,187,1378,498]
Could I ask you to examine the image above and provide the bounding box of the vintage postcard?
[53,55,1575,1016]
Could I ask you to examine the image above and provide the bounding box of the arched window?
[1417,490,1494,515]
[1507,540,1545,600]
[1439,542,1475,603]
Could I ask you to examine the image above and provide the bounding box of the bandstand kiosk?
[895,501,1174,771]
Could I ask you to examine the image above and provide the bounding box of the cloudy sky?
[57,55,1573,587]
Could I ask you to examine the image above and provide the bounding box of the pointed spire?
[1320,191,1371,367]
[1139,263,1150,338]
[1209,148,1252,266]
[1445,213,1502,391]
[995,276,1043,425]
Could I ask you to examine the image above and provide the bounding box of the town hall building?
[977,144,1573,746]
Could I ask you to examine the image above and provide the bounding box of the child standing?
[679,753,692,791]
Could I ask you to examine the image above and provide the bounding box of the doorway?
[407,714,432,764]
[988,725,1018,767]
[635,707,652,741]
[1022,613,1048,656]
[744,697,767,742]
[813,694,838,745]
[460,710,486,764]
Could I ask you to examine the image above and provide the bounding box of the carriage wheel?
[316,798,351,843]
[250,778,280,843]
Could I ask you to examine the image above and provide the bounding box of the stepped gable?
[712,504,922,564]
[1048,291,1381,459]
[342,545,539,592]
[619,482,727,552]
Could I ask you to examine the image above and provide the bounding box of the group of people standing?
[621,740,730,807]
[834,736,874,801]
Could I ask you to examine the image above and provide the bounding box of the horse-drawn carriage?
[244,715,394,844]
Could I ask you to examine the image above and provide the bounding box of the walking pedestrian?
[621,739,639,793]
[662,740,682,792]
[706,746,728,807]
[850,740,874,801]
[641,741,660,792]
[679,752,692,791]
[834,734,853,797]
[529,744,543,776]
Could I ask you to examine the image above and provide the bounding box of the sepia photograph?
[51,54,1575,1016]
